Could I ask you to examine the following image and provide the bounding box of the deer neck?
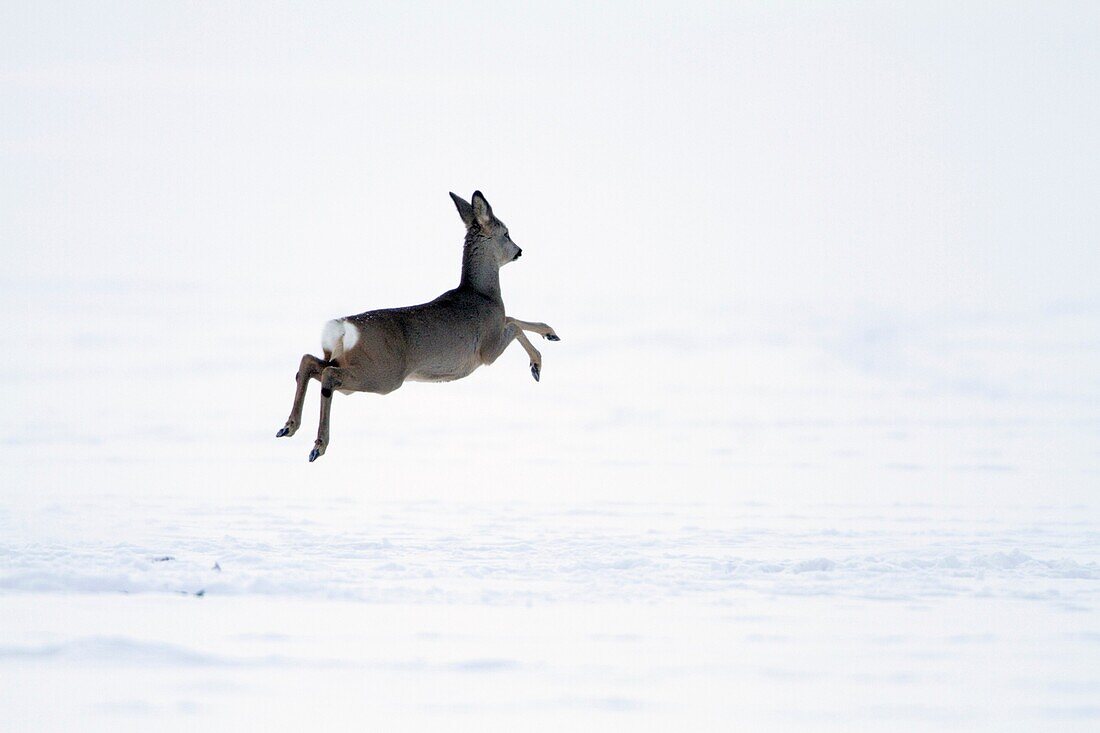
[460,236,502,301]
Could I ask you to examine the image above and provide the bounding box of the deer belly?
[406,353,482,383]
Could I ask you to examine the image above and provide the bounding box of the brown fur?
[276,191,559,461]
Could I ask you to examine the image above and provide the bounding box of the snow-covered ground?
[3,506,1098,731]
[4,496,1098,730]
[4,3,1100,729]
[2,281,1098,730]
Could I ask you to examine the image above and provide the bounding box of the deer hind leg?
[310,365,346,462]
[277,354,327,438]
[506,317,560,341]
[309,364,402,463]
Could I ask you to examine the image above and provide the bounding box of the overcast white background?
[2,2,1099,729]
[5,2,1098,303]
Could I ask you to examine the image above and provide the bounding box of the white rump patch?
[321,319,360,357]
[342,321,360,351]
[321,319,344,355]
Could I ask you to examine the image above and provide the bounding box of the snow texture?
[3,3,1100,729]
[1,279,1098,731]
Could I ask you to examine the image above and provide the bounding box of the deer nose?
[514,249,523,260]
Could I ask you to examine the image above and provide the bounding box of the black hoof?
[531,363,541,382]
[308,448,321,462]
[545,334,560,341]
[276,427,290,438]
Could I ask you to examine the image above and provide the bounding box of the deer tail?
[320,319,360,363]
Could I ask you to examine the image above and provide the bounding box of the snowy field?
[4,2,1100,730]
[2,281,1098,730]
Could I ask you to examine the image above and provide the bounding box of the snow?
[4,3,1100,728]
[4,499,1097,604]
[1,279,1098,730]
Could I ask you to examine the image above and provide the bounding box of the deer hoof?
[276,426,292,438]
[531,363,541,382]
[308,446,325,462]
[544,333,560,341]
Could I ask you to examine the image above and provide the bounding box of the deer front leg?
[506,317,560,341]
[513,330,543,382]
[277,354,326,438]
[480,322,518,365]
[309,365,353,462]
[482,324,544,382]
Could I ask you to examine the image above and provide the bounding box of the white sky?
[2,1,1097,318]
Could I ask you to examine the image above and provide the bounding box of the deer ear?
[449,192,475,229]
[471,191,494,229]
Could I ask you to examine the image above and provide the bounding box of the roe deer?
[276,191,560,462]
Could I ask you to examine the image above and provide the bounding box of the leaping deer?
[276,191,560,462]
